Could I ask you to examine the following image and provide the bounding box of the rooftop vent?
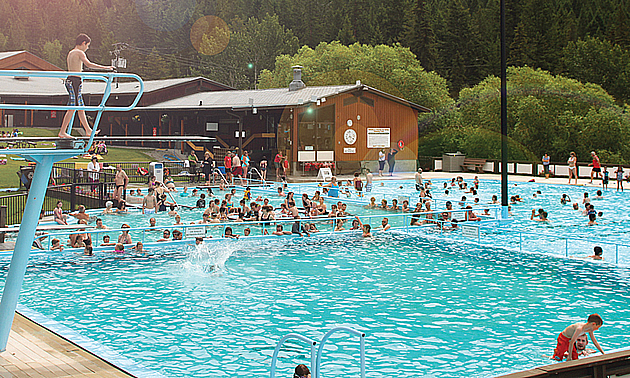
[289,65,305,91]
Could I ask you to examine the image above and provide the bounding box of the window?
[297,105,335,152]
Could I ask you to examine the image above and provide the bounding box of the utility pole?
[110,43,128,88]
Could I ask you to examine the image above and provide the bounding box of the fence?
[1,182,119,225]
[421,155,630,178]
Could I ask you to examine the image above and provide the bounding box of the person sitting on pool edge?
[552,314,605,361]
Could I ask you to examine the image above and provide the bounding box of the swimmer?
[195,237,204,245]
[51,238,64,251]
[367,197,377,208]
[168,205,178,216]
[114,243,125,253]
[272,224,291,236]
[588,246,603,260]
[531,209,549,222]
[587,213,598,226]
[70,205,90,222]
[380,199,389,210]
[100,235,115,246]
[560,194,571,205]
[172,230,183,240]
[95,218,108,230]
[582,192,590,204]
[157,229,171,242]
[224,226,239,239]
[103,201,115,215]
[132,242,143,252]
[173,214,183,225]
[552,314,604,361]
[179,187,189,197]
[593,190,603,199]
[243,228,251,237]
[380,218,391,231]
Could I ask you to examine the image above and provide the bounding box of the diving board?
[0,69,144,352]
[0,224,96,233]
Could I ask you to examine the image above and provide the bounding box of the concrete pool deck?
[0,312,133,378]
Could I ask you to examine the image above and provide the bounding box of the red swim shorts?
[552,333,579,361]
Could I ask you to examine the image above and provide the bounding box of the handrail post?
[565,238,568,257]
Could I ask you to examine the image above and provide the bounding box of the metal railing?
[269,326,365,378]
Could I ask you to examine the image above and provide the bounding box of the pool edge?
[16,304,167,378]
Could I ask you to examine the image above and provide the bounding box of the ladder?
[269,326,366,378]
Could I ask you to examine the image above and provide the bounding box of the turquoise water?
[3,232,630,377]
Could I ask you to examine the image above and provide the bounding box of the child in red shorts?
[552,314,605,361]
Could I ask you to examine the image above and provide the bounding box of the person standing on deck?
[542,153,551,179]
[589,151,602,183]
[387,148,398,176]
[378,149,386,176]
[58,34,116,138]
[274,151,283,180]
[113,164,129,206]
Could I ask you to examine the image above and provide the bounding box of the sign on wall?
[367,128,390,149]
[344,147,356,154]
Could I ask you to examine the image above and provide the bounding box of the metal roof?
[0,76,231,97]
[0,51,24,60]
[139,84,431,112]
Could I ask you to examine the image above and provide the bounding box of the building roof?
[0,76,231,97]
[0,51,23,60]
[139,83,431,112]
[0,51,63,71]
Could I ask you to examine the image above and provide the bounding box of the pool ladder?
[269,326,366,378]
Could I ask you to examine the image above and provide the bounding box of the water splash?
[182,242,238,273]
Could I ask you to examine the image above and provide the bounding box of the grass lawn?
[0,127,155,189]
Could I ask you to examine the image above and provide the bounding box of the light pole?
[500,0,508,219]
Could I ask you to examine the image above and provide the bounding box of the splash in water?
[182,242,238,273]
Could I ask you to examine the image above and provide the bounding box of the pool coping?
[16,304,167,378]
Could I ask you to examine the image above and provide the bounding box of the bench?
[461,158,486,173]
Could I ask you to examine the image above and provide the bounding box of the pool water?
[3,232,630,377]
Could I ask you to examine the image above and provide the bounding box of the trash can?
[442,152,466,172]
[18,166,35,190]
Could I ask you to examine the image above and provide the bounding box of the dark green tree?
[402,0,437,71]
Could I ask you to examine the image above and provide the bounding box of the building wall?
[295,90,419,164]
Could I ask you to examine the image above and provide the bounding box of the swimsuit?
[65,76,84,107]
[328,183,339,197]
[365,183,372,192]
[552,333,579,361]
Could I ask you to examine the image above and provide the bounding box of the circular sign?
[346,119,353,127]
[397,139,405,149]
[344,129,357,145]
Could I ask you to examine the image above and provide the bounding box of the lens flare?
[190,15,230,56]
[133,0,196,32]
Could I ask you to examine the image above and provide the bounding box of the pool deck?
[0,312,133,378]
[288,170,609,188]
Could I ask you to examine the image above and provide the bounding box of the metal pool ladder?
[270,326,366,378]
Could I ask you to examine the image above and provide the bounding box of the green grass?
[0,127,155,189]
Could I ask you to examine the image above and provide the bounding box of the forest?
[1,0,629,163]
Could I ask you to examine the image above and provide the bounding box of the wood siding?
[295,90,419,162]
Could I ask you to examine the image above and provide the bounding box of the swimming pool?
[3,231,630,377]
[55,177,630,257]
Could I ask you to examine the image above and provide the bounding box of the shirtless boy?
[143,188,157,214]
[552,314,604,361]
[59,34,116,138]
[114,164,129,204]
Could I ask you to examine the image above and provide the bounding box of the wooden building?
[0,51,62,71]
[139,67,430,173]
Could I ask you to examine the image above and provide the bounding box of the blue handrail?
[269,333,317,378]
[0,70,143,112]
[315,327,366,378]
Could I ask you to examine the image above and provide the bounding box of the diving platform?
[0,69,145,352]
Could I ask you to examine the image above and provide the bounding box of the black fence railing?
[1,182,119,225]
